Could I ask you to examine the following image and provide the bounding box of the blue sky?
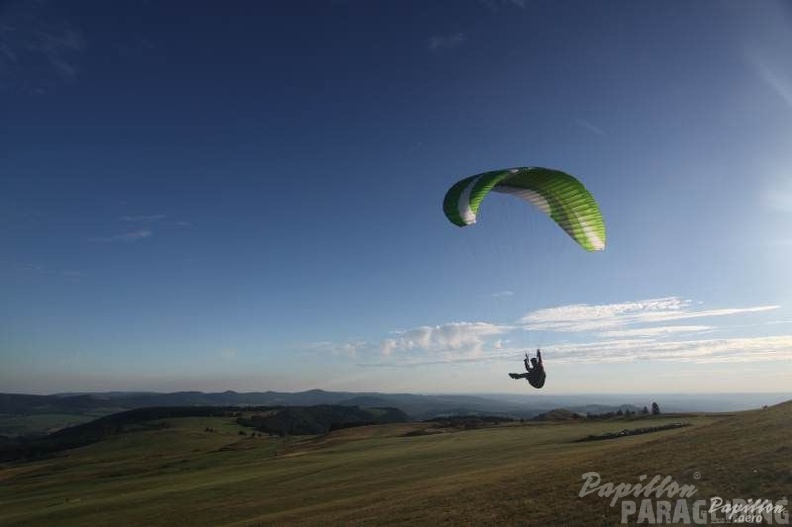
[2,0,791,394]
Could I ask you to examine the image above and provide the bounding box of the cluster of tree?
[236,405,408,436]
[586,402,661,419]
[577,422,688,442]
[202,426,264,437]
[235,430,270,437]
[532,409,582,421]
[425,415,517,430]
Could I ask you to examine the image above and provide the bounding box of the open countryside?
[3,1,792,525]
[2,401,790,526]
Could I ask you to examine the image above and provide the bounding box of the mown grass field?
[0,412,111,437]
[1,403,789,526]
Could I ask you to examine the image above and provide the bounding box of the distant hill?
[0,404,409,462]
[238,405,408,436]
[532,408,582,421]
[2,390,789,438]
[0,393,124,415]
[0,390,541,424]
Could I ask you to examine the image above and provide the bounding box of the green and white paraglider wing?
[443,167,606,251]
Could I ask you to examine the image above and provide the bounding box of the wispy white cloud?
[18,262,84,281]
[520,297,779,333]
[744,29,792,110]
[90,230,152,243]
[308,340,369,358]
[597,325,712,339]
[314,296,790,368]
[749,53,792,108]
[0,1,86,86]
[35,26,84,80]
[380,322,511,357]
[575,119,606,136]
[488,290,514,298]
[120,214,166,222]
[428,33,466,53]
[61,270,84,282]
[312,322,512,362]
[520,297,683,331]
[520,298,789,365]
[547,335,792,365]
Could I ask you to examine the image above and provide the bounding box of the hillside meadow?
[1,403,790,526]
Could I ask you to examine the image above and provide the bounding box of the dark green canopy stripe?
[442,167,606,251]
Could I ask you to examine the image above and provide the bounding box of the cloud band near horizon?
[309,297,789,367]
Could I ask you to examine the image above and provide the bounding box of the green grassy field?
[1,403,789,526]
[0,412,113,437]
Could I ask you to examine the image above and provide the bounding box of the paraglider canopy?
[443,167,606,252]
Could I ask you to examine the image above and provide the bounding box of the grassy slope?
[0,412,116,437]
[0,404,789,526]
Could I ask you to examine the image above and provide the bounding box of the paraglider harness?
[509,349,546,389]
[524,350,546,389]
